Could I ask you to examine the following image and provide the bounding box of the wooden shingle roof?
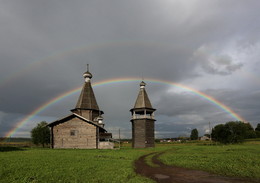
[75,81,99,111]
[47,113,106,132]
[132,81,154,110]
[134,87,153,109]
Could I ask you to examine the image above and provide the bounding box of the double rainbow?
[4,77,245,137]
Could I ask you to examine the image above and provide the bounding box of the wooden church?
[47,66,113,149]
[130,81,156,148]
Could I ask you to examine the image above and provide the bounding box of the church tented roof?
[75,81,99,110]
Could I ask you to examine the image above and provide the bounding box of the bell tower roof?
[132,81,154,110]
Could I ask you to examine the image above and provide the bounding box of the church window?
[70,130,76,136]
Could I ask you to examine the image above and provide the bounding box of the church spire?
[72,65,103,120]
[83,64,93,82]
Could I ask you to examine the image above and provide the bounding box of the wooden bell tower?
[130,81,156,148]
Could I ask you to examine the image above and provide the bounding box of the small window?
[70,130,76,136]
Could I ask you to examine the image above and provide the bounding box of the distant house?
[47,66,113,149]
[200,136,210,141]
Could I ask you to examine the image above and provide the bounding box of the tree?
[190,128,199,140]
[31,121,50,147]
[255,123,260,138]
[212,121,255,144]
[244,123,256,139]
[211,124,226,143]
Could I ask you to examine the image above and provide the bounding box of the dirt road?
[134,152,259,183]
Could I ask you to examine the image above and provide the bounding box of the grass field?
[0,146,159,183]
[0,141,259,182]
[159,142,260,179]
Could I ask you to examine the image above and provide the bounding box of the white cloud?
[192,44,243,75]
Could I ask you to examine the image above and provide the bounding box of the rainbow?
[4,77,246,137]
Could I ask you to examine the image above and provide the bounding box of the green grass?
[159,143,260,179]
[144,153,159,168]
[1,142,260,182]
[0,147,156,183]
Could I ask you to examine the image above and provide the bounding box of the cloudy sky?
[1,0,260,138]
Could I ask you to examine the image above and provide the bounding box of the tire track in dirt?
[134,152,259,183]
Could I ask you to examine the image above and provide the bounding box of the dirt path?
[134,152,259,183]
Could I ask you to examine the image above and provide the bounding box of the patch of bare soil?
[134,152,259,183]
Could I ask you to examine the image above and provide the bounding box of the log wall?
[52,117,97,149]
[131,119,155,148]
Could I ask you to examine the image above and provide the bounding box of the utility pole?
[119,128,121,149]
[209,122,212,141]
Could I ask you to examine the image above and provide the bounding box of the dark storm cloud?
[1,0,260,137]
[195,88,260,127]
[0,112,24,135]
[153,87,260,135]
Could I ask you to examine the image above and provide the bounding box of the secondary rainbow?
[4,77,246,137]
[0,40,167,88]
